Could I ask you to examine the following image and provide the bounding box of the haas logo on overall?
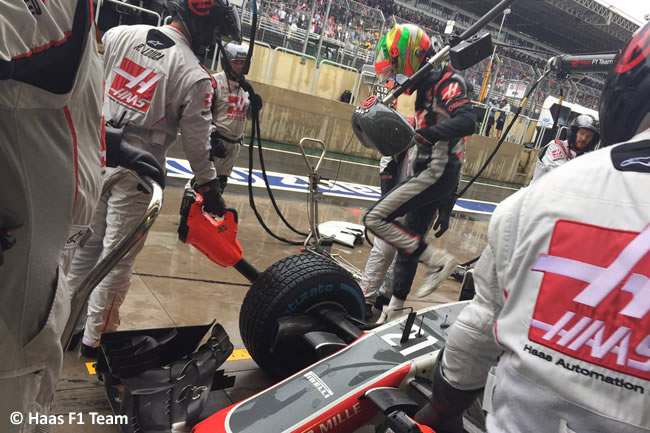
[530,220,650,380]
[227,96,247,120]
[109,58,163,112]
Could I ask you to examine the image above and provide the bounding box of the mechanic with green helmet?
[363,24,476,322]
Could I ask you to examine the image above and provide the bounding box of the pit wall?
[215,45,538,186]
[249,79,537,186]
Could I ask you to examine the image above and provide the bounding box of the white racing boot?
[376,296,405,324]
[414,246,458,298]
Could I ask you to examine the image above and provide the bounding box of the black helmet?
[351,95,416,157]
[568,114,600,153]
[599,21,650,147]
[167,0,241,54]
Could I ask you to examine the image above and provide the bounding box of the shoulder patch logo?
[611,140,650,173]
[146,29,175,50]
[440,82,461,102]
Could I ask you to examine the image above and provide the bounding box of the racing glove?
[105,126,166,189]
[197,179,227,217]
[415,127,437,146]
[238,77,254,94]
[413,350,483,433]
[239,78,263,113]
[433,192,457,238]
[0,207,23,266]
[210,130,227,159]
[377,296,405,324]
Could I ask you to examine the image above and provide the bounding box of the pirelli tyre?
[239,253,365,378]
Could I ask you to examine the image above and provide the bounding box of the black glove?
[197,179,226,217]
[249,93,263,112]
[0,207,23,266]
[239,78,263,113]
[415,127,438,145]
[433,192,457,238]
[238,78,254,94]
[105,126,166,188]
[413,350,483,433]
[210,130,227,159]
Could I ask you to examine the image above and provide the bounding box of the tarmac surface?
[51,143,517,432]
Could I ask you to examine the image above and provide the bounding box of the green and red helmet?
[374,24,435,83]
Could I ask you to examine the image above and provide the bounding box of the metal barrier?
[94,0,163,27]
[265,46,316,84]
[534,126,548,148]
[478,104,537,146]
[311,59,359,100]
[513,115,533,145]
[479,105,499,136]
[352,70,377,105]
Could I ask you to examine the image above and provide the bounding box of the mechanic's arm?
[413,195,515,431]
[416,78,476,143]
[539,141,569,177]
[441,238,505,390]
[207,82,227,160]
[179,80,226,216]
[239,78,263,118]
[179,79,218,185]
[440,189,528,389]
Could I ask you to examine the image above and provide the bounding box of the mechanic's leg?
[361,157,400,307]
[0,121,84,432]
[0,175,72,433]
[359,236,396,304]
[364,164,457,255]
[378,255,396,300]
[378,201,438,323]
[213,141,240,193]
[82,175,151,352]
[391,201,441,298]
[66,181,111,343]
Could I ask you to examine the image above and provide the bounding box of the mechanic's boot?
[414,247,458,299]
[80,343,99,359]
[376,296,405,324]
[80,336,100,359]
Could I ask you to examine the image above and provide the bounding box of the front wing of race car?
[193,301,469,433]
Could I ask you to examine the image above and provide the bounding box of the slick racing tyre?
[239,253,364,378]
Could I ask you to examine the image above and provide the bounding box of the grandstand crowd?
[249,0,604,111]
